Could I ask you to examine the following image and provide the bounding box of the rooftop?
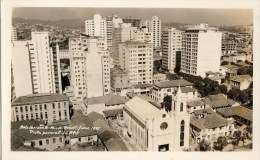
[84,94,127,106]
[181,87,197,93]
[12,93,69,106]
[133,83,153,89]
[124,96,161,123]
[208,94,227,101]
[103,109,123,118]
[230,75,252,83]
[216,106,252,121]
[187,100,204,107]
[154,80,193,89]
[193,108,215,116]
[190,114,230,130]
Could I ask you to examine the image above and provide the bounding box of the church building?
[123,86,190,151]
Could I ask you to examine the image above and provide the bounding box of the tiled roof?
[208,94,226,101]
[12,93,69,106]
[84,95,127,106]
[187,100,204,107]
[230,75,252,83]
[134,83,153,89]
[154,80,193,89]
[190,114,229,130]
[181,87,197,93]
[216,106,252,121]
[70,115,96,138]
[193,108,215,116]
[103,109,123,118]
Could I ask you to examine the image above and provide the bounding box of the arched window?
[180,102,183,112]
[180,120,185,146]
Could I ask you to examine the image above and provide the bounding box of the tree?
[163,95,172,112]
[219,85,228,94]
[154,60,162,72]
[213,136,227,151]
[196,139,211,151]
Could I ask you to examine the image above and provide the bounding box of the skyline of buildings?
[10,11,254,152]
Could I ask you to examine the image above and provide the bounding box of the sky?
[12,8,253,26]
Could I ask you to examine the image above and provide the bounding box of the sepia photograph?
[1,0,260,160]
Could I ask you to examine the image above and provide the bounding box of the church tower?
[172,85,190,151]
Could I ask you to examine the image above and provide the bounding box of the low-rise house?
[11,120,66,151]
[110,67,130,94]
[205,71,225,84]
[220,64,239,78]
[229,74,252,90]
[216,106,253,126]
[190,113,236,142]
[187,100,205,113]
[131,83,153,95]
[203,93,239,111]
[153,73,167,84]
[83,95,127,118]
[222,53,247,63]
[151,80,197,103]
[11,93,70,124]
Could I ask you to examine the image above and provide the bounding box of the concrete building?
[221,40,237,55]
[229,75,252,90]
[12,32,57,97]
[59,49,70,59]
[11,93,70,124]
[122,18,141,28]
[119,41,153,85]
[50,43,62,93]
[162,28,182,73]
[110,67,130,94]
[149,16,161,49]
[123,85,190,151]
[151,79,197,103]
[85,14,107,50]
[69,35,110,101]
[222,53,247,63]
[181,23,222,77]
[190,113,236,142]
[153,73,167,84]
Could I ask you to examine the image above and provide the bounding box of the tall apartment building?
[181,23,222,77]
[85,14,107,50]
[12,32,57,97]
[11,93,70,124]
[122,18,141,28]
[69,35,110,101]
[106,15,123,52]
[112,24,153,66]
[50,43,62,93]
[11,25,18,42]
[119,41,153,85]
[162,28,182,73]
[148,16,161,49]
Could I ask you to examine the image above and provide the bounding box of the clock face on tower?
[160,122,168,130]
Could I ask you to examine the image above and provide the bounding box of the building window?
[20,107,23,112]
[180,103,183,112]
[39,140,43,146]
[46,139,49,144]
[52,103,55,109]
[53,138,56,143]
[44,104,47,110]
[59,137,62,142]
[180,120,185,147]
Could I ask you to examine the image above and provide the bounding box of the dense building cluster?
[11,13,253,152]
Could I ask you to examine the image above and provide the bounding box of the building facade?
[119,41,153,85]
[162,28,182,73]
[110,67,130,93]
[85,14,107,50]
[69,35,110,101]
[122,18,141,28]
[123,86,190,151]
[12,32,58,97]
[181,23,222,77]
[11,93,70,124]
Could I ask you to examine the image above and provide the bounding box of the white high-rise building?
[162,28,182,73]
[149,16,161,49]
[112,24,153,66]
[70,35,110,101]
[85,14,107,50]
[181,23,222,77]
[119,41,153,85]
[12,32,57,97]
